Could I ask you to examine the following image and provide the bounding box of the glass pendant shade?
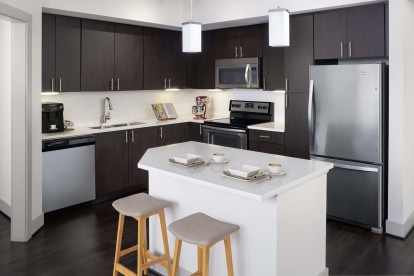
[182,22,201,53]
[268,8,290,47]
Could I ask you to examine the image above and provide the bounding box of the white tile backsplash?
[41,89,285,125]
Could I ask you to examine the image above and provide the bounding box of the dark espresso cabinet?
[191,30,219,89]
[42,14,81,92]
[81,19,115,91]
[249,130,285,155]
[218,24,262,59]
[158,123,190,146]
[188,122,204,142]
[284,93,309,159]
[314,4,386,60]
[166,30,189,89]
[95,127,158,196]
[262,24,285,91]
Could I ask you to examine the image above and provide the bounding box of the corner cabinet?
[42,14,81,92]
[314,4,386,60]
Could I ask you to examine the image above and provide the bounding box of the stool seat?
[112,193,170,217]
[168,212,240,246]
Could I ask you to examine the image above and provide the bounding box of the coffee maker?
[192,96,211,120]
[42,103,65,133]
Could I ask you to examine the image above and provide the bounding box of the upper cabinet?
[42,14,81,92]
[218,25,262,59]
[143,28,189,90]
[82,20,144,91]
[314,4,386,60]
[262,24,285,91]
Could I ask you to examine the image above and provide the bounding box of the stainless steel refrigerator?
[309,63,386,234]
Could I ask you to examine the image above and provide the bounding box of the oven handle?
[203,125,247,134]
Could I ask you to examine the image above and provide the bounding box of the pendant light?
[268,1,290,47]
[182,0,201,52]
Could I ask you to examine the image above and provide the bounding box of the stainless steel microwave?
[215,57,261,89]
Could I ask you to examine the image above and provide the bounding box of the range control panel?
[229,100,273,114]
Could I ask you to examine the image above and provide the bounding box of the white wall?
[386,0,414,238]
[0,0,43,225]
[42,0,183,29]
[0,16,12,214]
[41,89,285,125]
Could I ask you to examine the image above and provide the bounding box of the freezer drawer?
[311,157,383,233]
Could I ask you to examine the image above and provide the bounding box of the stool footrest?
[191,271,201,276]
[142,254,168,270]
[119,245,138,257]
[115,263,136,276]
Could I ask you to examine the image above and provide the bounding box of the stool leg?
[113,214,125,276]
[137,216,144,276]
[197,246,203,275]
[202,246,210,276]
[171,238,182,276]
[159,210,172,275]
[142,218,148,276]
[224,236,234,276]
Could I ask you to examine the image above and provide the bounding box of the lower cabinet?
[157,123,190,146]
[188,122,204,142]
[248,130,285,155]
[95,127,157,196]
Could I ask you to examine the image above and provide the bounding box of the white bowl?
[228,165,261,178]
[173,154,202,164]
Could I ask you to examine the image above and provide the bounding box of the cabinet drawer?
[249,141,284,155]
[249,130,284,144]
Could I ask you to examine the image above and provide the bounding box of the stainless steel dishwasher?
[42,135,96,213]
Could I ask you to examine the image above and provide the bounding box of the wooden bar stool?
[112,193,172,276]
[168,212,240,276]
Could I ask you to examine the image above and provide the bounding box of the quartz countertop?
[138,141,333,201]
[42,115,217,141]
[248,121,285,132]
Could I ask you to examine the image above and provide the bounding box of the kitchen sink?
[89,121,145,130]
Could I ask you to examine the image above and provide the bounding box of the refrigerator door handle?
[334,163,379,172]
[308,80,315,152]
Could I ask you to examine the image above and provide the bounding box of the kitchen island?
[138,142,333,276]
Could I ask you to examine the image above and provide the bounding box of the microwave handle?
[245,64,251,88]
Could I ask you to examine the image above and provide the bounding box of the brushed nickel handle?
[348,42,352,57]
[117,78,120,91]
[240,46,243,58]
[59,78,62,92]
[259,135,271,139]
[199,124,203,136]
[110,78,114,91]
[131,130,135,143]
[340,42,344,58]
[160,127,163,139]
[263,78,266,91]
[51,78,54,92]
[125,131,128,144]
[235,46,238,58]
[164,78,167,89]
[169,78,171,89]
[285,78,289,92]
[285,93,288,108]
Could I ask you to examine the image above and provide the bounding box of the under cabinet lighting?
[269,8,290,47]
[41,92,60,96]
[207,89,223,92]
[165,88,180,92]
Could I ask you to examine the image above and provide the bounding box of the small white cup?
[212,153,225,163]
[50,124,57,130]
[268,163,282,174]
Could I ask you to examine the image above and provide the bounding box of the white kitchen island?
[138,142,333,276]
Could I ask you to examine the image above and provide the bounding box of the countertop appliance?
[192,96,211,120]
[215,57,261,89]
[42,135,96,213]
[203,100,273,149]
[309,63,386,234]
[42,102,64,133]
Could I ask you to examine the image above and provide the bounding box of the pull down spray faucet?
[103,97,113,124]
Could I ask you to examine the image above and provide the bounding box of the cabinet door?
[191,30,218,89]
[218,27,240,59]
[143,27,166,90]
[249,141,284,155]
[42,14,55,92]
[314,9,347,60]
[158,123,190,146]
[95,131,129,196]
[81,19,115,91]
[346,4,385,58]
[284,93,309,159]
[114,24,144,91]
[238,24,263,58]
[129,127,158,190]
[262,24,285,91]
[166,30,188,89]
[188,123,204,142]
[55,15,81,92]
[285,14,314,93]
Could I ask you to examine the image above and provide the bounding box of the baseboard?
[318,267,329,276]
[31,213,44,236]
[386,210,414,239]
[0,198,11,218]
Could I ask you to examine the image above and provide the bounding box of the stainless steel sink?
[89,121,145,130]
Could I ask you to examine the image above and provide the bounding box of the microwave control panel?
[251,66,258,85]
[229,100,273,114]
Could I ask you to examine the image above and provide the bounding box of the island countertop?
[138,141,333,201]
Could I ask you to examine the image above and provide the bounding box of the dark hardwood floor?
[1,201,414,275]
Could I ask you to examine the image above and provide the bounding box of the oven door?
[203,125,248,149]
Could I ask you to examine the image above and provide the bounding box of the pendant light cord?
[190,0,193,22]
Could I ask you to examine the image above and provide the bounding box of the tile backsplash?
[41,89,285,125]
